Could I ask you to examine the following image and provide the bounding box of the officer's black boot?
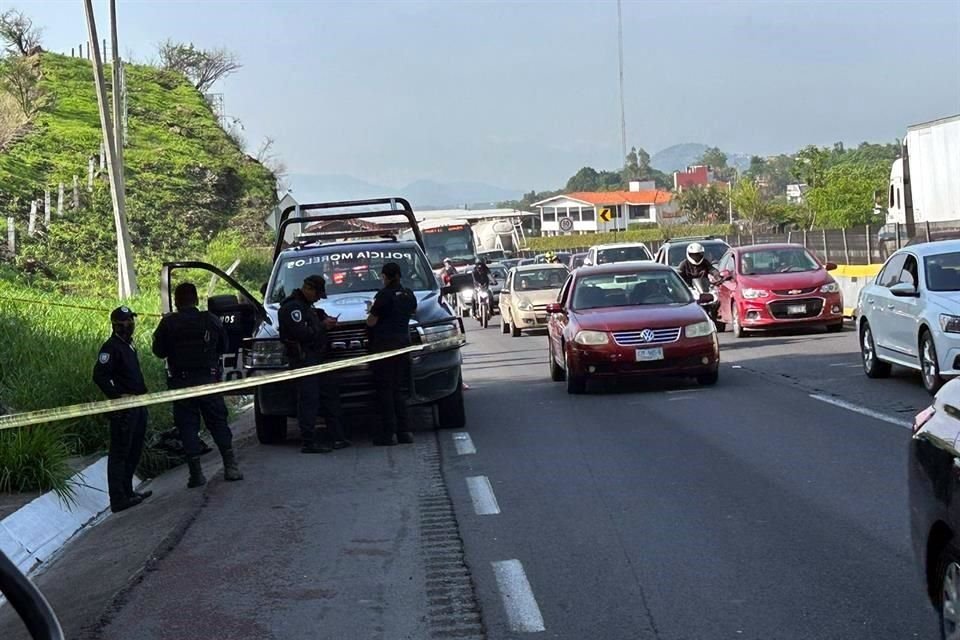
[220,448,244,481]
[186,456,206,488]
[301,435,332,454]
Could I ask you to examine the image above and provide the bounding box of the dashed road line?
[809,394,913,429]
[453,432,477,455]
[466,476,501,515]
[492,559,545,633]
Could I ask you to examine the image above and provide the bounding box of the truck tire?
[437,375,466,429]
[255,399,287,444]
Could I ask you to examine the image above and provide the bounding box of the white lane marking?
[827,363,861,369]
[809,394,912,429]
[452,432,476,455]
[492,559,546,632]
[667,388,704,394]
[466,476,501,515]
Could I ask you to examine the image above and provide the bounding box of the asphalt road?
[445,320,939,639]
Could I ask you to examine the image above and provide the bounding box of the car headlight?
[820,282,840,293]
[420,322,461,343]
[244,340,287,368]
[741,288,769,299]
[574,330,609,345]
[940,314,960,334]
[517,298,534,311]
[685,320,715,338]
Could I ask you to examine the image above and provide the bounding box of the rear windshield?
[514,268,568,291]
[667,242,729,266]
[925,252,960,292]
[269,247,434,303]
[597,246,652,264]
[573,270,692,310]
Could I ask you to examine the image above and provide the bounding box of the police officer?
[366,262,418,446]
[152,282,243,488]
[93,306,151,513]
[278,274,350,454]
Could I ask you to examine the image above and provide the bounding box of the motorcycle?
[474,283,492,328]
[691,276,720,324]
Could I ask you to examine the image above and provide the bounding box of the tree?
[792,145,830,188]
[805,163,888,228]
[699,146,728,170]
[0,9,42,57]
[0,55,43,116]
[731,178,770,230]
[255,136,288,191]
[676,185,728,224]
[158,40,241,93]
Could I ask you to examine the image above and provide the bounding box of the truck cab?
[161,198,467,445]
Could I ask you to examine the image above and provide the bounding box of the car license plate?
[787,304,806,314]
[635,347,664,362]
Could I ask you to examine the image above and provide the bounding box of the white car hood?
[257,290,437,337]
[925,290,960,313]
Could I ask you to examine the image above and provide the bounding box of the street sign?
[558,217,574,232]
[599,207,613,222]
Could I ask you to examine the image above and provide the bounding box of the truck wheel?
[437,374,466,429]
[255,399,287,444]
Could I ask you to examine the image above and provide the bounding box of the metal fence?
[518,221,960,266]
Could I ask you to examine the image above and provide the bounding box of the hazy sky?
[22,0,960,190]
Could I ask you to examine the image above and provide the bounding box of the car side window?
[559,276,573,305]
[899,254,918,288]
[878,254,907,287]
[718,252,733,274]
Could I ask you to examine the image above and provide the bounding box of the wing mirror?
[545,303,563,314]
[825,262,838,271]
[890,282,919,298]
[719,269,733,281]
[698,292,717,305]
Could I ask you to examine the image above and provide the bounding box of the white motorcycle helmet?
[686,242,706,266]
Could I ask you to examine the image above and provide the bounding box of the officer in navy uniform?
[152,282,243,488]
[366,262,418,446]
[93,306,152,513]
[278,274,350,454]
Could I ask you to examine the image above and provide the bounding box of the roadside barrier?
[832,264,882,317]
[0,337,464,431]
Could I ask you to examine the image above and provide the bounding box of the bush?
[526,225,734,252]
[0,426,76,502]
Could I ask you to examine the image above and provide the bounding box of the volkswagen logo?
[640,329,656,342]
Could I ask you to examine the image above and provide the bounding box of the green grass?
[0,426,77,503]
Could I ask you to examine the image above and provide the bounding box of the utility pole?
[616,0,627,234]
[84,0,137,298]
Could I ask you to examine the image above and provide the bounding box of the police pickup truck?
[160,198,466,444]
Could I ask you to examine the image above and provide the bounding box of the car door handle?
[887,304,895,310]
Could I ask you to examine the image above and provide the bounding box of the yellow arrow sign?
[599,207,613,222]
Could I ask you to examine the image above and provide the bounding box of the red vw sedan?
[546,262,720,394]
[714,244,843,337]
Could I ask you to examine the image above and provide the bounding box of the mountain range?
[288,143,755,208]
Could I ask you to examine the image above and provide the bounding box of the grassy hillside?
[0,53,278,496]
[0,52,276,294]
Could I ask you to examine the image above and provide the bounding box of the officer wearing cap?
[152,282,243,488]
[93,306,151,513]
[366,262,418,446]
[279,274,350,454]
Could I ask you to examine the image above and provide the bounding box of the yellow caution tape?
[0,337,464,431]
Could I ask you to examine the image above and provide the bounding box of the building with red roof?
[532,181,677,235]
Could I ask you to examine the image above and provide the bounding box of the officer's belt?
[0,338,463,432]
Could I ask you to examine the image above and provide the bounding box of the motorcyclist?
[471,258,496,318]
[677,242,720,286]
[543,251,560,264]
[440,258,457,285]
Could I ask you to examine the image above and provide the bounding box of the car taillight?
[914,405,936,434]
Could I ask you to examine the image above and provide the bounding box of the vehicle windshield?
[422,225,476,268]
[668,242,729,267]
[597,246,652,264]
[479,250,506,261]
[925,252,960,291]
[269,247,434,303]
[489,266,508,281]
[514,268,568,291]
[572,270,693,310]
[739,248,820,275]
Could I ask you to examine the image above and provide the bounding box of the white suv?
[858,240,960,393]
[582,242,653,267]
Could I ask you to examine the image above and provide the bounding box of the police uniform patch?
[120,306,130,313]
[291,310,302,322]
[99,352,110,364]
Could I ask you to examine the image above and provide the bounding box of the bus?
[409,218,477,270]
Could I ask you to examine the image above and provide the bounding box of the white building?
[786,184,809,205]
[532,182,677,236]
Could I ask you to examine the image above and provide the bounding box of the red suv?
[715,244,843,337]
[546,262,720,393]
